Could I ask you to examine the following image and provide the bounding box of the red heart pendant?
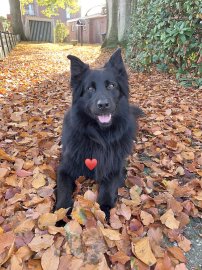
[85,158,97,170]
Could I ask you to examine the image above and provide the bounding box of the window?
[66,10,70,19]
[25,4,35,16]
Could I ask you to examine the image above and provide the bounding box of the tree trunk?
[117,0,132,45]
[9,0,26,40]
[102,0,132,48]
[102,0,118,48]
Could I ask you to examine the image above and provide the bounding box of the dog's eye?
[107,83,115,90]
[87,86,95,92]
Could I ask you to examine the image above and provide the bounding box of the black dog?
[55,49,143,219]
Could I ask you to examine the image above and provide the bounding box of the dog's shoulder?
[129,105,145,119]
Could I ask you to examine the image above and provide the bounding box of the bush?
[127,0,202,87]
[55,21,69,43]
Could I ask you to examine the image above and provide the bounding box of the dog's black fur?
[55,49,143,219]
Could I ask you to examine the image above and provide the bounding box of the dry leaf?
[14,219,35,233]
[28,234,54,252]
[41,245,60,270]
[167,247,186,263]
[0,148,15,162]
[99,227,121,241]
[110,250,130,264]
[132,237,156,266]
[0,231,15,266]
[140,211,154,226]
[160,209,180,229]
[38,213,57,229]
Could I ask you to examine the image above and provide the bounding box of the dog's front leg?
[55,165,75,212]
[97,173,122,220]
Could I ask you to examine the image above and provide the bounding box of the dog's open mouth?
[97,114,112,124]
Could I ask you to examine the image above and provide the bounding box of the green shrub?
[55,21,69,43]
[127,0,202,87]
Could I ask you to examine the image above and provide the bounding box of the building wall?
[68,16,106,44]
[89,17,106,43]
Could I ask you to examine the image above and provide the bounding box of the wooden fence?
[0,31,20,59]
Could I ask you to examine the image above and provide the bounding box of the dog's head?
[67,49,129,128]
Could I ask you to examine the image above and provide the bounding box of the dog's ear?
[104,48,127,76]
[105,48,129,97]
[67,55,89,103]
[67,55,89,78]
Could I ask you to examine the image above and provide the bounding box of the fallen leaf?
[41,245,60,270]
[14,219,35,233]
[110,250,130,264]
[28,234,54,252]
[16,169,33,177]
[0,148,15,162]
[140,211,154,226]
[167,247,186,263]
[160,209,180,229]
[132,237,157,266]
[0,231,15,266]
[99,227,121,241]
[38,213,57,229]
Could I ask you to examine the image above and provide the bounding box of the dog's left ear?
[104,48,127,76]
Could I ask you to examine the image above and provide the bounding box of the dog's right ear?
[67,55,89,84]
[67,55,89,103]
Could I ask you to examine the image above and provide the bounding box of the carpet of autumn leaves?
[0,43,201,270]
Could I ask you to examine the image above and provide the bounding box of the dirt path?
[0,43,201,270]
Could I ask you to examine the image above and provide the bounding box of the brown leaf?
[38,213,57,230]
[175,263,188,270]
[84,190,97,202]
[110,250,130,264]
[10,254,23,270]
[99,227,121,241]
[132,237,157,266]
[118,203,131,220]
[110,208,122,229]
[28,234,54,252]
[14,219,35,233]
[167,247,186,263]
[0,167,9,180]
[160,209,180,229]
[0,148,15,162]
[14,158,24,171]
[140,210,154,226]
[177,235,191,252]
[0,231,15,266]
[41,245,60,270]
[16,169,33,177]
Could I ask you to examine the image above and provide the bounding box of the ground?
[0,43,201,270]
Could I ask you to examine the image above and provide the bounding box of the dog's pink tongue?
[98,114,111,123]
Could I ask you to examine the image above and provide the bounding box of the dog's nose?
[97,99,110,110]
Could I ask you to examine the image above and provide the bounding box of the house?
[22,0,80,42]
[67,5,107,44]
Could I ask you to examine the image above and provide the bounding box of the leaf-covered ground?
[0,43,201,270]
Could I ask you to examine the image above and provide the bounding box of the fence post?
[0,32,6,57]
[8,32,13,49]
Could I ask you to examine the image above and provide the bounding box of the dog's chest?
[70,134,129,180]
